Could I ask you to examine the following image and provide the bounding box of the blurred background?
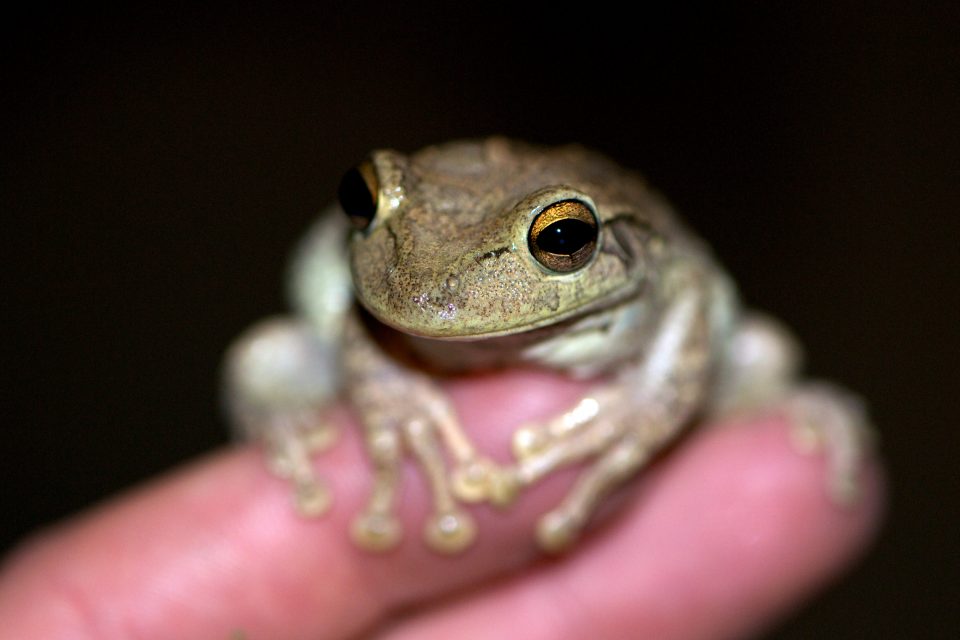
[3,3,957,637]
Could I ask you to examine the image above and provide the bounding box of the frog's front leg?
[495,276,717,552]
[341,313,492,553]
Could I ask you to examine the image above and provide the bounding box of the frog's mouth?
[356,293,547,340]
[353,278,642,342]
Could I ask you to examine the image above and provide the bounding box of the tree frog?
[223,138,870,554]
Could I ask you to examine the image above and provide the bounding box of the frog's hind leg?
[223,317,342,517]
[706,313,802,417]
[709,313,875,505]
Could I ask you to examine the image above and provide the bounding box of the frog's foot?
[449,456,503,504]
[350,412,480,555]
[783,382,877,505]
[497,411,657,552]
[343,314,495,554]
[492,392,623,509]
[536,433,650,552]
[263,411,340,517]
[489,395,632,551]
[495,386,687,551]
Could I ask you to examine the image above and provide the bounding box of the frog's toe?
[450,457,498,503]
[487,467,522,507]
[262,425,335,517]
[536,509,582,553]
[302,419,339,453]
[293,478,332,517]
[423,510,477,554]
[351,512,403,552]
[784,382,877,506]
[512,425,549,458]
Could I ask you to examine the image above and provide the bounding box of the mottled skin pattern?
[223,138,871,554]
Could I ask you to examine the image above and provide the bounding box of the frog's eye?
[528,200,599,273]
[338,161,379,230]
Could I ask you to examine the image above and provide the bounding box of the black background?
[4,4,958,637]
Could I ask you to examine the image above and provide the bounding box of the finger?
[0,370,884,640]
[377,416,885,640]
[0,371,596,640]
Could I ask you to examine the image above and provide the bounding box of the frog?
[223,137,872,554]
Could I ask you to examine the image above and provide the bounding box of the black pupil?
[536,218,595,255]
[337,167,376,222]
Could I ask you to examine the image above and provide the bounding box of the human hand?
[0,370,883,639]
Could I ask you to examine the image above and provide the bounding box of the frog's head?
[339,138,668,340]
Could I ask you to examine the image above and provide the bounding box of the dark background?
[3,4,958,637]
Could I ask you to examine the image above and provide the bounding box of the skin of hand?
[0,370,884,640]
